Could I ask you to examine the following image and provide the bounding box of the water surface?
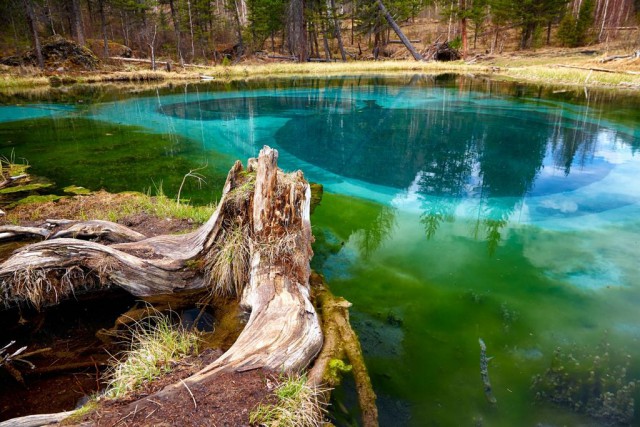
[1,75,639,425]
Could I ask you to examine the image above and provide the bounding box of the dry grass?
[78,70,199,84]
[0,71,49,89]
[199,60,488,80]
[2,50,640,91]
[205,222,251,298]
[503,65,640,87]
[2,265,102,309]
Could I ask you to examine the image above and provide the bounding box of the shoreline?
[2,51,640,92]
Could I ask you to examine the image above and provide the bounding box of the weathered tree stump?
[0,146,379,426]
[0,146,322,373]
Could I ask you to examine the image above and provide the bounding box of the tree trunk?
[233,0,245,57]
[169,0,185,67]
[23,0,44,69]
[288,0,307,61]
[98,0,109,58]
[459,0,467,58]
[374,0,423,60]
[329,0,346,61]
[321,20,332,60]
[187,0,195,60]
[71,0,85,46]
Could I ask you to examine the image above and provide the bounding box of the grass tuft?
[205,223,251,297]
[250,375,328,427]
[103,312,199,399]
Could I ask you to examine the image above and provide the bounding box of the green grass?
[103,312,200,399]
[250,375,327,427]
[0,74,49,89]
[139,187,216,224]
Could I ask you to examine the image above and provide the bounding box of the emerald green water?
[1,76,640,425]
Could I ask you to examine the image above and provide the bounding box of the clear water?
[1,75,640,425]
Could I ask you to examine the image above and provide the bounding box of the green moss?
[0,182,52,194]
[8,194,64,208]
[63,185,91,195]
[326,358,352,385]
[60,399,98,425]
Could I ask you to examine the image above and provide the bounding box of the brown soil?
[80,349,277,427]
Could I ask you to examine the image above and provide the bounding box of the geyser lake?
[1,75,640,426]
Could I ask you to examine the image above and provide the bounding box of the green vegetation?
[558,0,596,47]
[0,117,231,206]
[104,312,200,399]
[205,223,251,297]
[8,194,64,208]
[326,359,352,384]
[62,185,91,195]
[0,182,52,194]
[60,399,99,425]
[250,375,327,427]
[532,342,636,425]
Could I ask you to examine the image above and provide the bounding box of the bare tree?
[328,0,346,61]
[459,0,467,58]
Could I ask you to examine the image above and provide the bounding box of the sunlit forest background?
[1,0,639,67]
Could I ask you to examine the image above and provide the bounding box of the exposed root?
[308,272,379,427]
[2,264,104,309]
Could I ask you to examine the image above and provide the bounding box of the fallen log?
[375,0,423,61]
[267,54,297,61]
[0,411,74,427]
[389,39,421,44]
[0,148,384,426]
[479,338,497,406]
[556,64,640,75]
[308,272,378,427]
[600,51,640,63]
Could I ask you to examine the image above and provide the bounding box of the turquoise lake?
[1,75,640,425]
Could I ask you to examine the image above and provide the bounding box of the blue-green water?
[1,75,640,425]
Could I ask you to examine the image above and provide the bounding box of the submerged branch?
[479,338,497,406]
